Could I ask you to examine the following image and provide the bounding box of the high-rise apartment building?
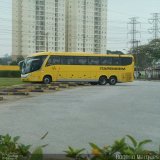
[12,0,107,59]
[12,0,66,58]
[66,0,107,53]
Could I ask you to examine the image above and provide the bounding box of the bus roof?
[28,52,133,58]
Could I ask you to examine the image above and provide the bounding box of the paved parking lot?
[0,81,160,153]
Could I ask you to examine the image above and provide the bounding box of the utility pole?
[46,32,49,52]
[128,17,141,54]
[135,40,140,72]
[148,13,160,40]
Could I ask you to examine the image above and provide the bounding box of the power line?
[148,13,160,40]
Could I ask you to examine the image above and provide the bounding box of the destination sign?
[100,67,126,70]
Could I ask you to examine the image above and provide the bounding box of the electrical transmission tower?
[148,13,160,40]
[128,17,141,54]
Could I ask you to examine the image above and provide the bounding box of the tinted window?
[46,56,132,66]
[75,56,88,65]
[61,56,75,65]
[88,57,100,65]
[30,60,42,72]
[100,57,112,65]
[112,57,121,65]
[53,56,61,64]
[46,56,61,66]
[121,57,132,65]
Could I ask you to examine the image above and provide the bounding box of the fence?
[0,65,20,77]
[0,65,19,71]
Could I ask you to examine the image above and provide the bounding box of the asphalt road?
[0,81,160,153]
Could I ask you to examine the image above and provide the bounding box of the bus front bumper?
[21,74,41,82]
[21,74,31,82]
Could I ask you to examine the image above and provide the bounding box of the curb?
[11,92,29,95]
[1,89,19,92]
[59,84,69,88]
[68,83,78,87]
[48,86,60,91]
[0,92,8,95]
[30,89,44,92]
[0,92,29,96]
[0,82,89,97]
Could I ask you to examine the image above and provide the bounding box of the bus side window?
[121,57,132,65]
[52,56,61,65]
[75,56,88,65]
[61,56,75,65]
[100,57,112,65]
[88,57,99,65]
[66,57,75,65]
[46,56,61,66]
[61,56,67,65]
[112,57,121,66]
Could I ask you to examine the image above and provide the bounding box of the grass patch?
[0,78,24,88]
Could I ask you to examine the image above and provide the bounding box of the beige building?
[12,0,66,59]
[12,0,107,59]
[66,0,107,53]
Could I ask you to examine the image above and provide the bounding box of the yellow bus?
[19,52,134,85]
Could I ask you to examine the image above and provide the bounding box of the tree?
[148,39,160,60]
[10,56,24,65]
[16,55,24,63]
[107,50,124,54]
[0,55,24,65]
[0,54,12,65]
[133,39,160,69]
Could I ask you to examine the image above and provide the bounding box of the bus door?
[45,56,60,81]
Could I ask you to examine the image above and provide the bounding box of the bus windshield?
[21,56,47,74]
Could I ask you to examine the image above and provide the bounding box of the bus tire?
[98,76,108,85]
[43,75,52,84]
[109,76,117,85]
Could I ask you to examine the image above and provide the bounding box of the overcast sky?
[0,0,160,57]
[108,0,160,53]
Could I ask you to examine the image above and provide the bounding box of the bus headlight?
[21,73,31,78]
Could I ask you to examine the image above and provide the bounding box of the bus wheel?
[98,76,108,85]
[43,76,52,84]
[109,76,117,85]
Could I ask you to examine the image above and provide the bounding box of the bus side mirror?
[18,60,24,70]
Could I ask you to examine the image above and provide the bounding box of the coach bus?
[19,52,134,85]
